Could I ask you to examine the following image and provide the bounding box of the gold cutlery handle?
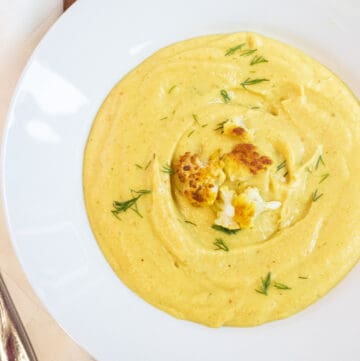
[0,272,38,361]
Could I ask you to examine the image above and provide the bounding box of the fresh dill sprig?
[240,49,257,57]
[251,106,261,110]
[241,78,269,88]
[273,282,291,290]
[298,276,308,280]
[220,89,231,103]
[214,120,228,133]
[250,55,269,65]
[283,171,289,177]
[135,159,152,170]
[319,173,330,184]
[187,130,195,137]
[255,272,271,295]
[225,43,246,56]
[212,224,240,235]
[184,220,197,226]
[159,116,168,121]
[192,113,207,127]
[144,159,152,170]
[112,189,151,219]
[312,189,323,202]
[161,163,174,175]
[168,85,177,94]
[192,114,200,124]
[276,160,287,172]
[213,238,229,252]
[305,167,312,173]
[315,155,325,170]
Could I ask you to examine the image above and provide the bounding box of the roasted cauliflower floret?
[174,152,225,207]
[223,143,273,182]
[223,116,250,140]
[233,187,281,229]
[213,186,240,230]
[214,186,281,230]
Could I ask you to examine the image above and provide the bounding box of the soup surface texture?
[83,32,360,327]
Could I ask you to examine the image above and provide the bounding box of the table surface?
[0,1,93,360]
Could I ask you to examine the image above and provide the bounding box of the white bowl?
[2,0,359,360]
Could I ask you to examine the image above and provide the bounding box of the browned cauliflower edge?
[174,152,225,207]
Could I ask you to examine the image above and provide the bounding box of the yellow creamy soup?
[83,32,360,327]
